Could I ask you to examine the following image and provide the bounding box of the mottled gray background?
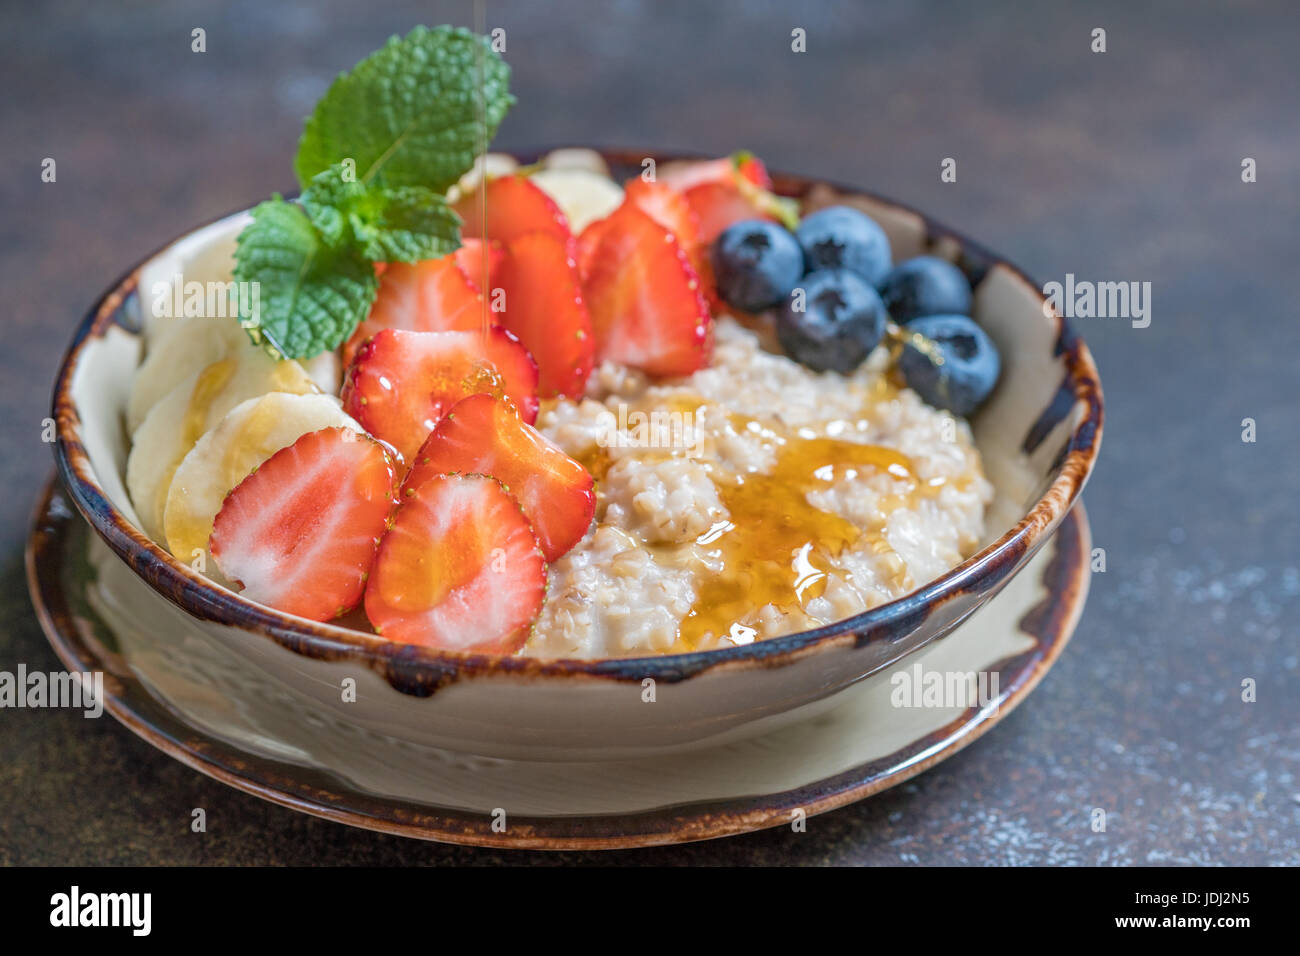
[1,0,1296,865]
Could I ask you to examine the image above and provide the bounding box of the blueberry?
[896,315,1000,417]
[711,220,804,312]
[878,255,972,324]
[795,206,892,284]
[775,269,887,373]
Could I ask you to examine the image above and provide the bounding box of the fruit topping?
[341,327,539,463]
[795,205,892,285]
[495,232,595,398]
[775,269,888,374]
[342,253,488,366]
[877,255,973,324]
[577,203,712,377]
[404,394,595,562]
[527,167,625,233]
[711,219,804,312]
[209,427,398,621]
[364,472,547,652]
[453,173,572,245]
[895,314,1001,417]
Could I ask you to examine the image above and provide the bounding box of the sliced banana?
[540,148,610,177]
[448,152,520,203]
[137,215,247,347]
[126,350,318,542]
[300,349,341,396]
[126,317,249,433]
[528,168,625,233]
[162,392,360,568]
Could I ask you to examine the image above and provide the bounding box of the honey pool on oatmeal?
[529,315,993,660]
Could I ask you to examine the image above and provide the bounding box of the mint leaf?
[301,164,461,263]
[233,197,378,359]
[294,25,513,192]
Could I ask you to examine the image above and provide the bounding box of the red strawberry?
[364,473,546,652]
[343,255,487,367]
[684,179,779,244]
[622,177,719,306]
[578,203,712,377]
[342,327,539,463]
[404,394,595,561]
[495,232,594,398]
[453,174,572,245]
[452,238,505,294]
[658,152,772,192]
[624,178,700,249]
[210,427,398,622]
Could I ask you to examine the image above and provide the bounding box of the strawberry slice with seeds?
[684,179,779,245]
[496,232,594,398]
[342,327,539,463]
[578,203,712,377]
[342,255,488,367]
[624,178,700,249]
[364,472,546,652]
[404,394,595,561]
[210,427,398,622]
[453,174,572,245]
[622,177,720,307]
[453,238,505,294]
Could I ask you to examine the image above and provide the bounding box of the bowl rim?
[51,147,1103,690]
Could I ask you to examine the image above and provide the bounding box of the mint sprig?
[234,198,378,359]
[234,25,513,359]
[301,164,460,264]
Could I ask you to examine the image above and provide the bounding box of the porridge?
[531,316,992,658]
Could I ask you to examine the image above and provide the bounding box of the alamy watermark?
[890,662,1000,711]
[1042,274,1151,328]
[598,403,705,457]
[0,664,103,718]
[151,273,260,324]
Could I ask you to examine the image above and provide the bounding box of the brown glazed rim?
[27,475,1090,849]
[49,147,1104,693]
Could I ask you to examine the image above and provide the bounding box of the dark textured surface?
[2,0,1296,865]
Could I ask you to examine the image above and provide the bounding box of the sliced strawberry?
[624,178,700,249]
[342,328,539,463]
[495,233,594,398]
[452,238,505,294]
[210,427,398,622]
[622,177,718,306]
[684,179,779,245]
[364,473,546,652]
[453,174,572,245]
[579,203,712,377]
[404,394,594,561]
[658,152,771,193]
[343,255,488,367]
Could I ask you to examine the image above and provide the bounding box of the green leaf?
[301,164,461,263]
[233,197,378,359]
[294,25,513,192]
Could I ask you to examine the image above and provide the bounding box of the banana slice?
[126,349,318,542]
[528,168,624,233]
[138,215,247,347]
[448,152,520,203]
[300,350,341,396]
[540,148,610,177]
[126,317,250,433]
[162,392,361,568]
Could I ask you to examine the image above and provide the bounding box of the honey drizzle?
[673,432,922,651]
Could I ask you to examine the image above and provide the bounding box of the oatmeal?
[529,316,993,659]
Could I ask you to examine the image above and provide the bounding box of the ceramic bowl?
[50,149,1102,761]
